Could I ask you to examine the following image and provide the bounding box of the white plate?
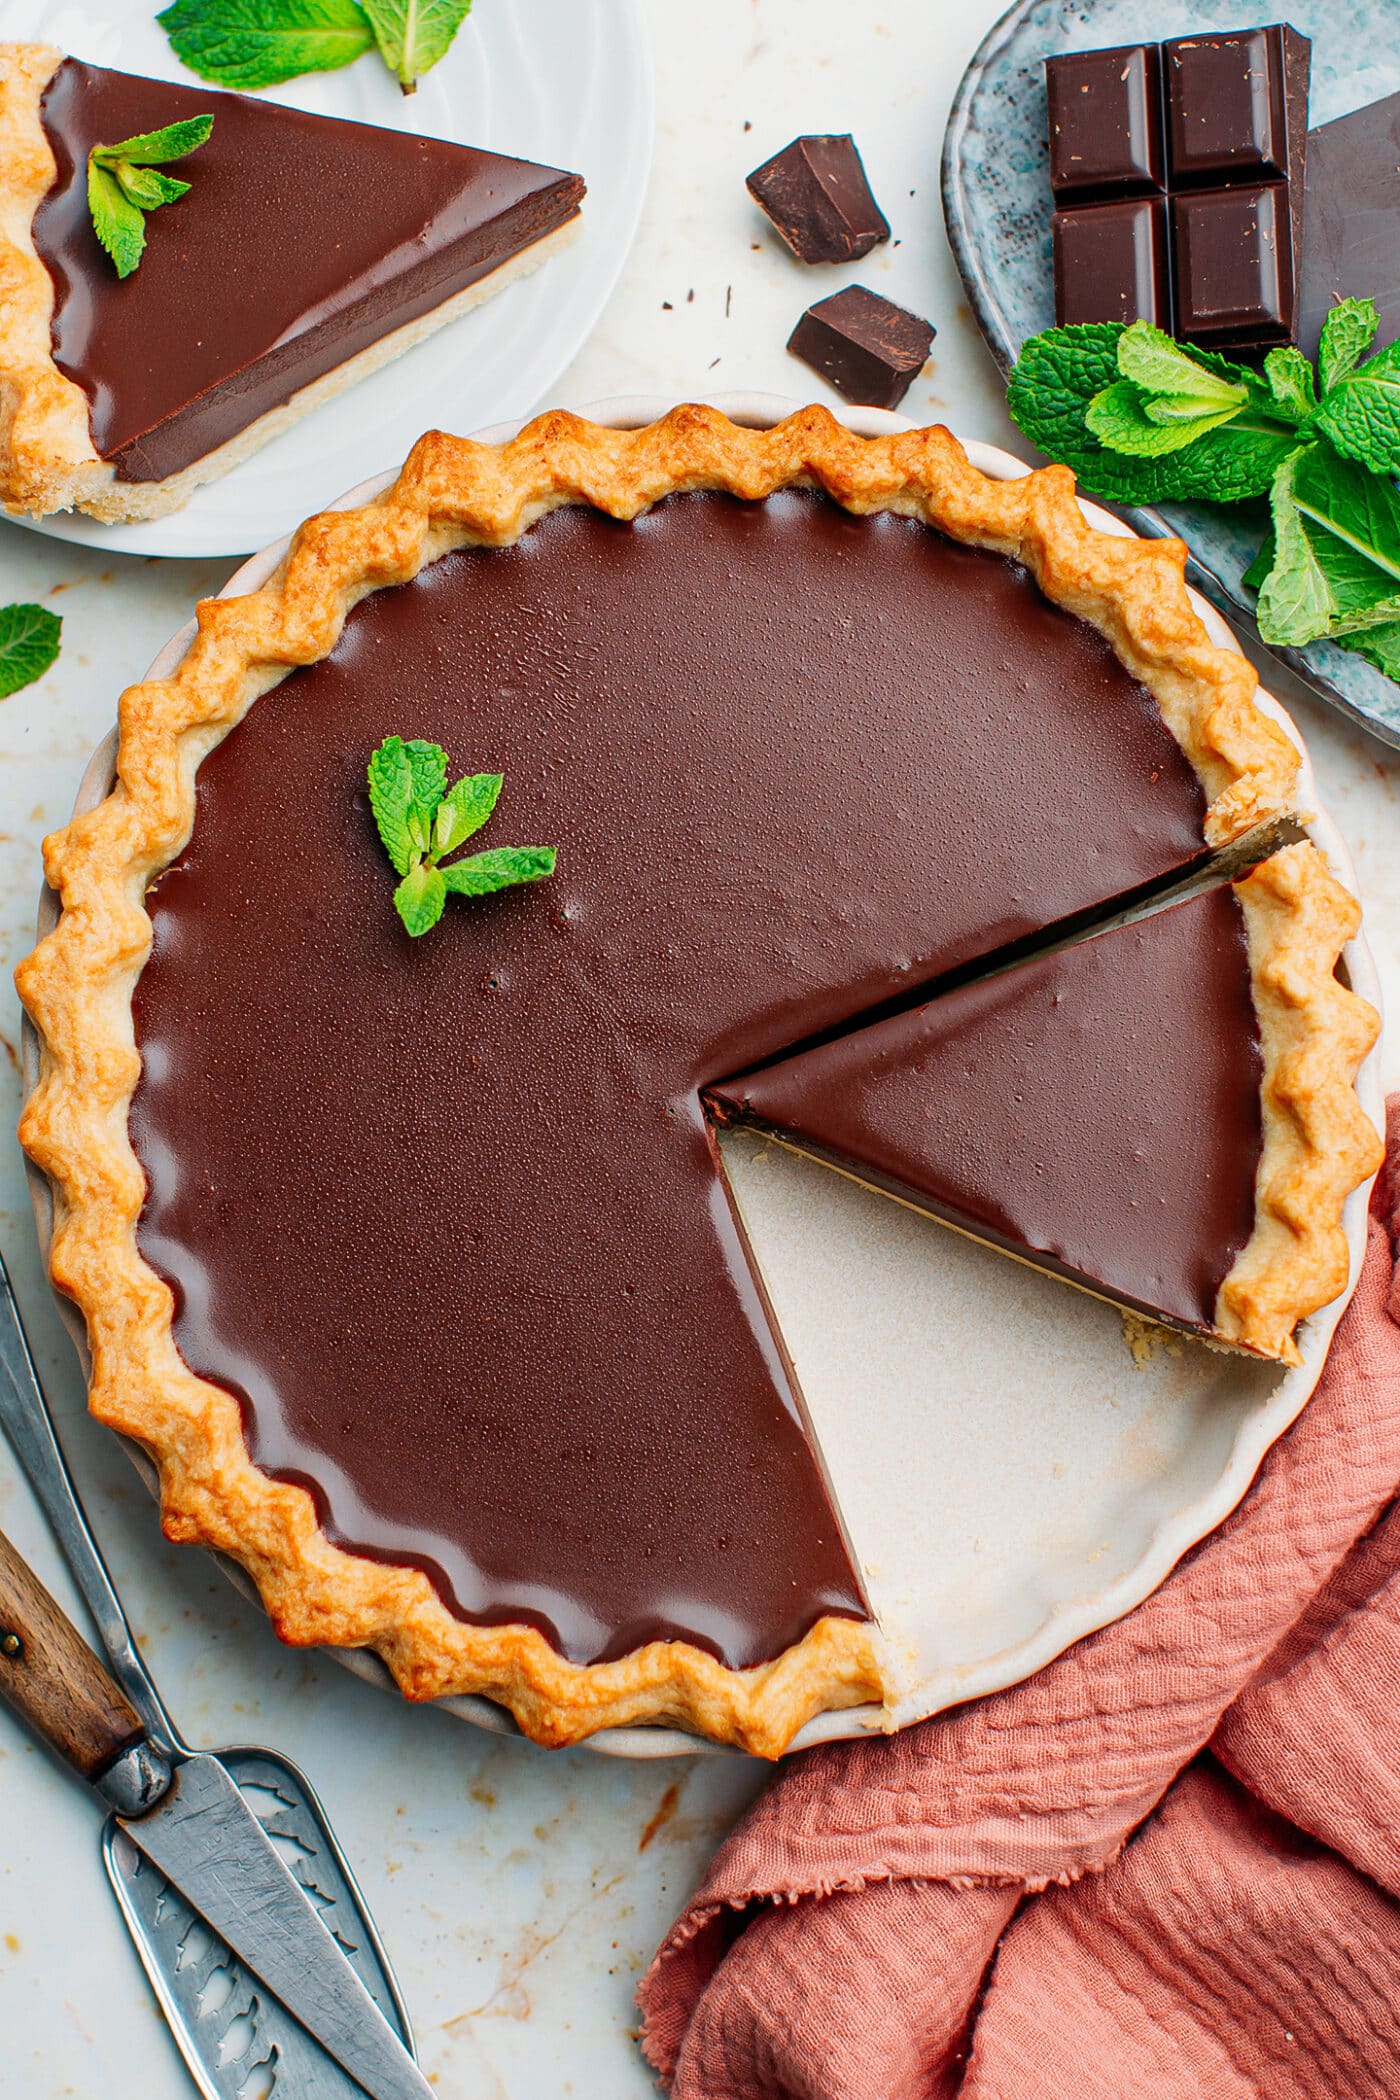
[23,393,1385,1760]
[1,0,653,557]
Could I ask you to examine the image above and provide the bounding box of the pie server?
[0,1250,432,2100]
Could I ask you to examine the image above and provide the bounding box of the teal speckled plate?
[942,0,1400,749]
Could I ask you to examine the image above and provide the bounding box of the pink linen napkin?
[639,1100,1400,2099]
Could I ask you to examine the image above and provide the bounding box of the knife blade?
[0,1523,431,2100]
[115,1752,434,2100]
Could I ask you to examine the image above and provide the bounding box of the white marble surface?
[1,4,1397,2096]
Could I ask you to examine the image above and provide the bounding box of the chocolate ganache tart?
[0,44,584,522]
[16,406,1382,1755]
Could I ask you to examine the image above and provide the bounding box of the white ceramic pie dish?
[22,392,1386,1760]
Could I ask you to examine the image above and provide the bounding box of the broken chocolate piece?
[747,134,890,263]
[786,285,934,409]
[1163,26,1309,188]
[1172,183,1294,348]
[1053,196,1172,328]
[1301,89,1400,360]
[1045,44,1165,199]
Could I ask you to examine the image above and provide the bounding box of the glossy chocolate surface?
[129,490,1212,1668]
[1053,195,1172,329]
[1172,183,1293,347]
[1045,44,1165,200]
[710,885,1264,1335]
[1163,27,1305,189]
[32,60,583,483]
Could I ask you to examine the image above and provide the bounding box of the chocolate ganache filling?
[710,884,1265,1336]
[129,489,1215,1669]
[32,60,584,483]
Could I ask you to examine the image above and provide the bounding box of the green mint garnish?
[159,0,471,92]
[361,0,473,92]
[86,115,214,278]
[366,736,556,937]
[0,604,62,700]
[1006,298,1400,682]
[158,0,375,91]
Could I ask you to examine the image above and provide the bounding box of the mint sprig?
[1006,301,1400,682]
[366,736,556,937]
[87,115,213,278]
[159,0,471,92]
[0,604,62,700]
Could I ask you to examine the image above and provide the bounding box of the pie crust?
[0,43,581,524]
[16,406,1333,1752]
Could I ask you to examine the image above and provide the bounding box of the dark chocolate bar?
[786,285,935,410]
[1046,44,1165,200]
[1045,24,1310,356]
[747,134,890,264]
[1301,89,1400,360]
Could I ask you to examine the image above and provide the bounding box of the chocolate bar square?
[1172,184,1294,348]
[1053,197,1172,328]
[1046,44,1165,199]
[1164,26,1309,188]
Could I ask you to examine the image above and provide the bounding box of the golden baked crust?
[0,43,112,519]
[16,406,1313,1750]
[1218,841,1384,1365]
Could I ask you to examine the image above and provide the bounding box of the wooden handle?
[0,1527,146,1782]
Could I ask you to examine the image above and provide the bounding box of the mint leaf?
[366,735,416,875]
[158,0,374,90]
[1338,620,1400,678]
[1115,321,1250,404]
[1256,452,1336,646]
[1007,324,1300,504]
[87,162,147,278]
[87,115,212,277]
[401,738,448,842]
[395,861,447,936]
[1314,338,1400,479]
[1263,346,1317,425]
[1318,298,1379,396]
[435,772,502,856]
[1241,528,1276,593]
[361,0,472,90]
[1086,378,1243,456]
[1257,442,1400,648]
[441,846,556,895]
[91,115,215,165]
[0,603,62,700]
[113,164,191,210]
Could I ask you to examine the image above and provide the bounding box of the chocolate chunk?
[1172,183,1294,349]
[746,134,890,263]
[1163,27,1309,188]
[1301,89,1400,360]
[787,285,934,409]
[1053,196,1172,328]
[1045,45,1165,199]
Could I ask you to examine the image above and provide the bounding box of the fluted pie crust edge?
[16,405,1339,1752]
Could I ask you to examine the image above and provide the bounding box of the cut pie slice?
[18,408,1339,1754]
[0,45,585,520]
[709,844,1382,1366]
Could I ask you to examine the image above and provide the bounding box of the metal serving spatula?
[0,1250,431,2100]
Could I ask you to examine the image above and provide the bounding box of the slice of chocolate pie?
[709,846,1382,1367]
[0,45,584,521]
[18,407,1367,1755]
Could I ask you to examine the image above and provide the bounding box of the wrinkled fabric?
[639,1103,1400,2099]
